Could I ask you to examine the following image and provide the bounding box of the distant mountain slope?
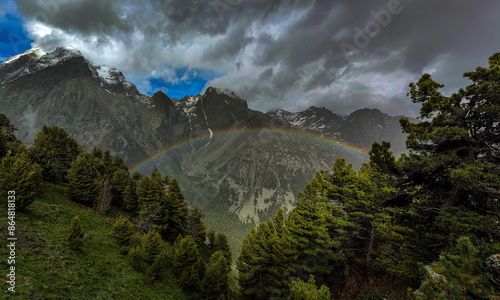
[267,106,411,157]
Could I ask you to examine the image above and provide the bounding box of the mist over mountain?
[0,46,409,226]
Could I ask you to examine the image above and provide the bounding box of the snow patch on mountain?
[91,63,136,91]
[4,46,45,64]
[37,46,82,66]
[1,46,137,94]
[177,94,202,108]
[267,106,344,138]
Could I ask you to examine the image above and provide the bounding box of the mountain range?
[0,47,413,247]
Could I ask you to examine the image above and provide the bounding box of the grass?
[0,183,186,299]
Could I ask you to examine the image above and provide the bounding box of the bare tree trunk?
[97,178,113,214]
[365,227,376,271]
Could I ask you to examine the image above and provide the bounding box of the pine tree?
[110,168,129,206]
[0,113,15,131]
[146,253,163,280]
[213,232,232,269]
[112,216,135,246]
[0,152,42,210]
[188,206,207,246]
[237,217,296,299]
[164,179,189,242]
[207,230,216,250]
[400,55,500,212]
[91,147,103,159]
[110,156,128,174]
[163,174,171,185]
[141,230,163,265]
[131,170,143,181]
[173,235,202,291]
[373,52,500,284]
[151,168,162,182]
[409,237,491,299]
[0,114,20,151]
[128,246,144,269]
[287,197,340,283]
[66,151,104,206]
[123,181,139,212]
[288,275,331,300]
[0,132,7,158]
[103,148,112,175]
[28,125,81,181]
[136,176,168,234]
[202,250,230,300]
[69,215,84,250]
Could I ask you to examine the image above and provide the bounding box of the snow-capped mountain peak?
[0,46,138,95]
[0,46,85,85]
[4,46,45,64]
[90,63,136,93]
[176,94,202,108]
[32,46,83,69]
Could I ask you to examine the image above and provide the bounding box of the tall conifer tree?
[0,152,42,210]
[173,235,202,291]
[202,251,229,300]
[67,151,103,206]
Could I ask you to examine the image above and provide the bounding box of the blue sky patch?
[148,68,222,99]
[0,12,33,62]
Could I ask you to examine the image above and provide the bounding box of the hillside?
[0,183,186,299]
[0,115,234,299]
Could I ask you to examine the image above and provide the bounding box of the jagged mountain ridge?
[0,47,406,224]
[267,106,410,157]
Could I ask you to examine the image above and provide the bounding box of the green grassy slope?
[0,184,186,299]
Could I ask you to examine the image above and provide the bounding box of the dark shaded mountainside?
[0,47,410,226]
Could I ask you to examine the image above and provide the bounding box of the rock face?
[267,106,413,157]
[0,47,164,165]
[0,47,408,225]
[486,254,500,288]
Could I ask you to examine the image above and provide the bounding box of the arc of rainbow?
[130,128,370,172]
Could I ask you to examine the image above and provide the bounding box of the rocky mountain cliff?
[0,47,408,226]
[267,106,410,157]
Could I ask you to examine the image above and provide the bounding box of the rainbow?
[130,128,370,172]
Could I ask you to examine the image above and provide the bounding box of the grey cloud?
[200,25,253,63]
[16,0,500,117]
[258,67,273,81]
[18,0,132,35]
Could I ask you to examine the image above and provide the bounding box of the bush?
[69,216,84,250]
[128,246,144,269]
[112,216,135,246]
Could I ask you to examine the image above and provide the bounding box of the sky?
[1,0,500,117]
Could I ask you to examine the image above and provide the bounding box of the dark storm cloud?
[200,25,253,63]
[17,0,132,35]
[16,0,500,116]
